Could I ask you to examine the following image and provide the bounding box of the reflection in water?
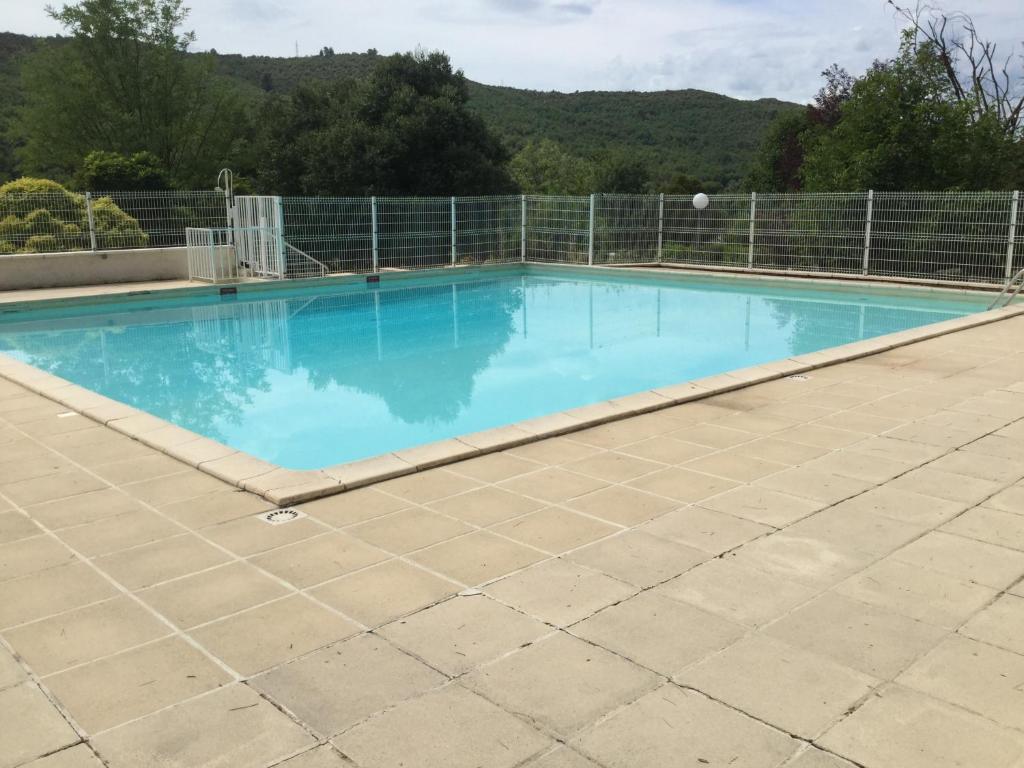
[0,273,984,469]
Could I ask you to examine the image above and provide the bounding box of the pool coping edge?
[1,293,1022,507]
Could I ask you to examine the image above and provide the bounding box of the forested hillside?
[0,31,798,188]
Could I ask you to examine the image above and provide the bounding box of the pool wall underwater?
[1,263,1021,505]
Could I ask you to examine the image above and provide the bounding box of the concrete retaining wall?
[0,246,233,290]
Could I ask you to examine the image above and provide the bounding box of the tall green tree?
[509,139,594,194]
[256,50,515,195]
[16,0,248,186]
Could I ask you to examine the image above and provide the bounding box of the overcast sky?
[1,0,1020,103]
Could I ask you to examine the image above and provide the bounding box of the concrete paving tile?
[677,634,877,738]
[836,558,996,628]
[730,533,873,589]
[252,633,445,737]
[485,559,637,627]
[683,451,788,482]
[4,596,169,676]
[573,591,743,675]
[892,530,1024,589]
[825,486,967,527]
[847,435,946,464]
[447,452,541,483]
[640,505,772,555]
[251,532,389,588]
[55,508,183,558]
[2,468,108,507]
[566,530,709,588]
[805,450,916,483]
[376,469,483,504]
[0,535,76,582]
[499,468,609,503]
[818,685,1024,768]
[521,746,602,768]
[94,533,229,590]
[154,489,275,529]
[700,485,825,527]
[571,417,675,449]
[962,434,1024,461]
[783,507,925,558]
[627,466,739,504]
[563,451,663,483]
[91,683,314,768]
[615,435,713,464]
[731,437,831,466]
[463,633,659,737]
[44,636,230,733]
[898,634,1024,730]
[299,487,411,528]
[776,424,865,450]
[507,438,601,465]
[0,510,41,544]
[0,453,71,483]
[564,484,679,527]
[120,470,228,507]
[0,562,116,629]
[671,423,758,449]
[782,747,858,768]
[494,507,618,554]
[92,453,188,485]
[21,744,105,768]
[988,484,1024,515]
[333,684,551,768]
[764,592,946,679]
[428,486,546,526]
[200,515,326,557]
[889,467,1003,504]
[573,683,794,768]
[942,506,1024,551]
[0,644,26,691]
[410,529,546,585]
[348,507,472,555]
[755,468,873,505]
[380,594,549,676]
[191,595,360,676]
[959,594,1024,655]
[311,560,460,627]
[657,557,818,628]
[137,561,290,629]
[273,745,355,768]
[0,683,78,768]
[26,489,147,530]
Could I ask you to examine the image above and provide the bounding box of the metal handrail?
[989,267,1024,310]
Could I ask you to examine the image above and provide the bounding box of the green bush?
[0,177,147,253]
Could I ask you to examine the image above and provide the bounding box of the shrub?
[0,177,148,253]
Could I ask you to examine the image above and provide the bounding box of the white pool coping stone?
[1,263,1021,506]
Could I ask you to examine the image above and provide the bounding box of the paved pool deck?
[2,308,1024,767]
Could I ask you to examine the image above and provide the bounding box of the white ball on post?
[693,193,710,210]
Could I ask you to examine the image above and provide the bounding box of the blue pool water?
[0,267,989,469]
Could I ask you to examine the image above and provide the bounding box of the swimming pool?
[0,265,991,469]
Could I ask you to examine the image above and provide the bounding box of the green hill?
[0,32,801,188]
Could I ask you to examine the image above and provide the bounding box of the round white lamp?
[693,192,710,210]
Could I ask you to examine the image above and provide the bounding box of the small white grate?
[258,508,307,525]
[786,374,811,381]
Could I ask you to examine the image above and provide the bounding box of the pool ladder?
[989,267,1024,310]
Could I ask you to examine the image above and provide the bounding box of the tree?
[509,139,594,194]
[591,151,650,193]
[72,150,170,190]
[802,31,1018,190]
[0,177,146,253]
[16,0,248,186]
[255,50,516,195]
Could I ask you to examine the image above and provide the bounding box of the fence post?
[588,193,596,266]
[371,196,379,273]
[85,192,98,251]
[273,196,286,278]
[1005,191,1020,280]
[451,196,457,267]
[747,192,756,268]
[657,193,665,262]
[520,194,527,263]
[862,189,874,276]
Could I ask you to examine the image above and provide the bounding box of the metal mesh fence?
[662,194,750,268]
[454,196,522,264]
[594,194,660,264]
[281,197,373,274]
[525,195,590,264]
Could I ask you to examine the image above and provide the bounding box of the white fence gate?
[232,196,285,278]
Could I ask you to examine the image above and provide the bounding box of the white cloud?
[1,0,1020,102]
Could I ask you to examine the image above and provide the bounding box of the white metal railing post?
[1005,191,1020,280]
[747,192,756,268]
[862,189,874,276]
[588,193,596,266]
[450,196,457,267]
[657,193,665,262]
[371,196,379,273]
[521,194,527,262]
[273,196,286,278]
[85,192,98,251]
